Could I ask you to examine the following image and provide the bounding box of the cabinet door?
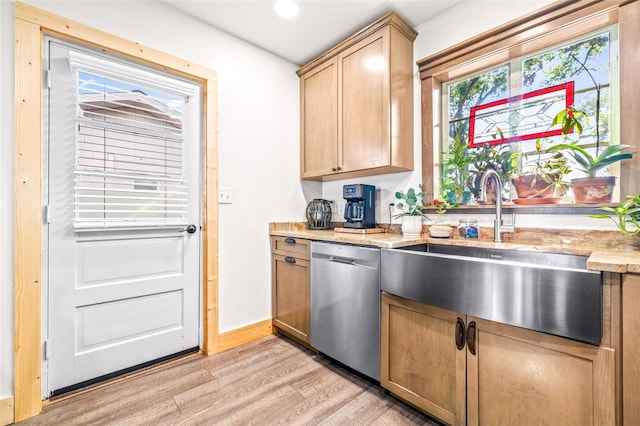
[623,273,640,425]
[300,58,338,179]
[381,293,467,425]
[467,317,615,426]
[272,253,311,343]
[338,28,390,173]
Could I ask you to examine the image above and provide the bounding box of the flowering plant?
[546,106,634,177]
[433,193,457,216]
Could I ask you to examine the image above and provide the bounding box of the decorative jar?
[306,199,333,230]
[458,219,479,238]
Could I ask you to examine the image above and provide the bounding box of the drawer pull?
[455,317,465,350]
[284,237,296,244]
[285,256,296,264]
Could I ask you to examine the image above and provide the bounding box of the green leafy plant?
[394,186,429,218]
[467,141,519,200]
[547,140,634,177]
[547,106,634,176]
[546,52,634,177]
[591,194,640,236]
[517,138,571,197]
[441,132,473,204]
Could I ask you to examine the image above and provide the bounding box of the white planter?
[429,224,452,238]
[401,216,423,237]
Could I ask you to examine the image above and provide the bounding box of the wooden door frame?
[14,2,219,421]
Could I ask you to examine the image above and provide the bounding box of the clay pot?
[571,176,616,204]
[512,174,557,198]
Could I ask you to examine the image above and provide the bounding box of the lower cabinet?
[381,292,615,426]
[271,236,311,343]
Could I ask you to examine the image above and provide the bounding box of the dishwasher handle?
[330,256,356,265]
[313,252,357,266]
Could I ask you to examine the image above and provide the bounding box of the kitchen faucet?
[479,169,515,242]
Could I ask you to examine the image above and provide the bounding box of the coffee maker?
[343,184,375,229]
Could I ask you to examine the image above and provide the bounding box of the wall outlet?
[219,187,232,204]
[335,201,346,219]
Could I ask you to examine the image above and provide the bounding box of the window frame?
[417,0,640,211]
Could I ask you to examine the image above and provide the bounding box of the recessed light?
[275,0,299,19]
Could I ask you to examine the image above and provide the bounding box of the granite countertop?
[586,250,640,273]
[270,222,640,273]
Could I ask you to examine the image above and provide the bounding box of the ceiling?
[161,0,464,66]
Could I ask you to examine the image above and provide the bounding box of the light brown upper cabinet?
[297,13,417,181]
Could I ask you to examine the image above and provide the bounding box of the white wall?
[0,0,319,398]
[322,0,619,232]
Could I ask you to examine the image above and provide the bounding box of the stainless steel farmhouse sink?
[381,244,602,345]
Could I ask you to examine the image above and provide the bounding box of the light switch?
[219,187,232,204]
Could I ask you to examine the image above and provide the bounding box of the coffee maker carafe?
[343,184,375,229]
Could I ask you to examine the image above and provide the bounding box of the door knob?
[184,224,197,234]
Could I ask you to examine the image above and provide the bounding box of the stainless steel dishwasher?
[311,241,381,381]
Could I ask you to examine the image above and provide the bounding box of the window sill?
[423,203,615,215]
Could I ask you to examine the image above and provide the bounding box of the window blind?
[70,52,195,230]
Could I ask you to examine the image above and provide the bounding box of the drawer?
[271,236,310,260]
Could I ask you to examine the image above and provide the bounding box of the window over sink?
[417,1,640,211]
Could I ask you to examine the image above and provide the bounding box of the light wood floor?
[18,334,441,425]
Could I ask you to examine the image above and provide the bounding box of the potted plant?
[547,105,634,203]
[591,194,640,236]
[512,138,571,200]
[546,53,634,203]
[394,186,428,237]
[442,132,473,205]
[467,141,519,203]
[428,193,457,238]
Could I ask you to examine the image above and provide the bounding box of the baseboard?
[0,396,14,426]
[216,319,273,352]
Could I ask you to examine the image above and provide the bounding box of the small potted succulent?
[394,186,429,237]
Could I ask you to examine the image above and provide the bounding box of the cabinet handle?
[467,321,477,355]
[455,318,466,350]
[331,167,337,172]
[336,166,342,171]
[284,237,296,244]
[284,256,296,264]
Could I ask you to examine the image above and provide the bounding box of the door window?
[70,51,195,229]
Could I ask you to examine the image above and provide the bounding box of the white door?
[44,39,202,397]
